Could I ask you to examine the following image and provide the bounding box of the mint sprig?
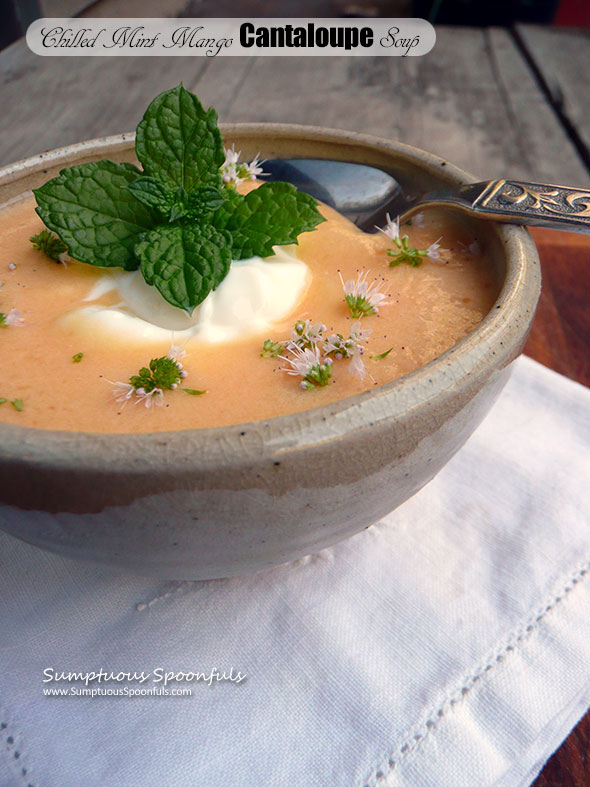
[33,84,325,313]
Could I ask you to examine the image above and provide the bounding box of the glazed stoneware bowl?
[0,126,541,579]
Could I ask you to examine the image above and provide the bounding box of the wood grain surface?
[519,26,590,787]
[0,24,589,785]
[516,25,590,170]
[526,229,590,387]
[1,28,589,186]
[524,227,590,787]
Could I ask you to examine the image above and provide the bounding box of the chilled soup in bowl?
[0,85,540,578]
[0,194,498,432]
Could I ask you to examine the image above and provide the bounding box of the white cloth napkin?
[0,355,589,787]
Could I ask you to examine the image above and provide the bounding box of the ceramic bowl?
[0,126,541,578]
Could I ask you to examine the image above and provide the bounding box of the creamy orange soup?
[0,193,499,433]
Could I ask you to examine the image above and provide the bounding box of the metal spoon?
[263,158,590,234]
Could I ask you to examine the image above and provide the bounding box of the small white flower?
[324,333,345,356]
[426,237,448,262]
[322,334,344,357]
[3,308,24,326]
[349,352,366,380]
[244,154,266,180]
[377,213,400,242]
[412,212,425,228]
[280,345,323,378]
[111,382,135,405]
[149,389,165,407]
[289,319,326,350]
[469,240,481,256]
[110,382,163,409]
[279,344,333,389]
[167,344,187,364]
[347,321,371,380]
[221,163,238,185]
[221,146,266,187]
[349,320,372,345]
[223,145,240,166]
[7,263,16,271]
[324,320,372,381]
[135,387,164,408]
[221,145,240,184]
[340,270,389,317]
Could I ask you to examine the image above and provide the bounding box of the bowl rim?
[0,124,541,470]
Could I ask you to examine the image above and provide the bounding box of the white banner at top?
[26,18,436,57]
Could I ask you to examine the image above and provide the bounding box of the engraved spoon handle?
[411,179,590,233]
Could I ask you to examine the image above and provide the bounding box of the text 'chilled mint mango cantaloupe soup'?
[0,86,500,434]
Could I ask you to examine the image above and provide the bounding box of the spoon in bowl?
[262,158,590,234]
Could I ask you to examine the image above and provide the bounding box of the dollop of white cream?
[61,246,309,345]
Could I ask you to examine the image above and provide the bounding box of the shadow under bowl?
[0,125,541,579]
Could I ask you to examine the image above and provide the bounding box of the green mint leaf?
[11,398,24,412]
[72,352,84,363]
[182,388,206,396]
[30,229,68,262]
[168,187,225,223]
[370,347,394,361]
[0,398,7,405]
[135,84,224,192]
[168,203,186,223]
[185,187,225,218]
[128,177,224,225]
[211,182,325,259]
[34,161,158,270]
[128,176,175,216]
[135,223,231,313]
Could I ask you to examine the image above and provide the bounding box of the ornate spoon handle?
[417,179,590,233]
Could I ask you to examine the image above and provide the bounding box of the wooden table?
[1,23,589,785]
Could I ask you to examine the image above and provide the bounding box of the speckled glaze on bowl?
[0,126,541,578]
